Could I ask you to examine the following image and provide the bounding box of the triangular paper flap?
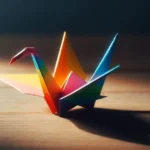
[32,54,61,114]
[62,72,86,96]
[0,74,41,88]
[53,32,86,87]
[90,33,118,81]
[0,74,43,97]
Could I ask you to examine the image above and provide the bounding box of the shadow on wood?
[65,108,150,145]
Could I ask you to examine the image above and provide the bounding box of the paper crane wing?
[90,33,119,81]
[53,32,86,87]
[59,65,120,116]
[0,74,43,96]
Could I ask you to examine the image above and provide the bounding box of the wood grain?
[0,70,149,149]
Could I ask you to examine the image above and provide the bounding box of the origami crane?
[0,32,120,116]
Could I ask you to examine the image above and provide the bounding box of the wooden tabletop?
[0,65,149,149]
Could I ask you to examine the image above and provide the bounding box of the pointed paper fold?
[53,32,86,87]
[31,54,61,114]
[62,72,86,96]
[90,33,118,81]
[0,74,43,96]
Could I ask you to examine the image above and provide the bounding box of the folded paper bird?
[0,32,120,116]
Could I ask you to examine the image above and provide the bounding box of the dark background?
[0,0,150,35]
[0,0,149,72]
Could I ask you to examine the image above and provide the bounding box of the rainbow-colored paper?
[0,32,120,116]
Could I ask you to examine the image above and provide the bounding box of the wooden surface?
[0,67,149,149]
